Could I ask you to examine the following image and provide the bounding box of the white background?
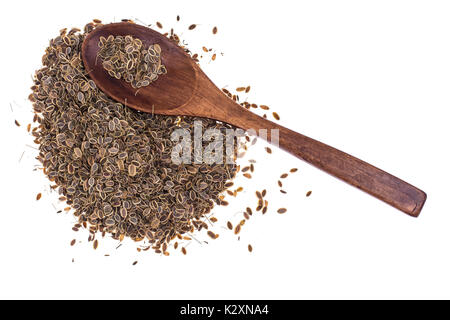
[1,0,449,299]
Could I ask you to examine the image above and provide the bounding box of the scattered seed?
[227,221,233,230]
[272,112,280,120]
[280,173,288,179]
[212,26,218,34]
[248,244,253,252]
[181,247,187,255]
[188,24,197,30]
[36,193,42,200]
[132,261,138,266]
[14,120,20,127]
[290,168,298,173]
[260,105,270,110]
[93,240,98,249]
[306,191,312,197]
[277,208,287,214]
[265,147,272,154]
[234,224,241,235]
[70,239,76,246]
[156,22,163,29]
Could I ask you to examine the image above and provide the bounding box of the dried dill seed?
[272,112,280,120]
[156,22,163,28]
[280,173,288,179]
[256,191,262,199]
[236,87,246,92]
[265,147,272,154]
[240,219,246,226]
[132,261,138,266]
[277,208,287,214]
[36,193,42,201]
[262,206,268,214]
[243,212,250,220]
[213,26,218,34]
[188,24,197,30]
[246,207,253,215]
[210,217,218,223]
[212,53,216,61]
[177,15,180,21]
[174,242,178,249]
[278,180,283,187]
[280,190,287,194]
[243,173,252,179]
[306,191,312,197]
[290,168,298,173]
[241,166,250,172]
[207,231,218,239]
[248,244,253,252]
[27,123,31,132]
[227,221,233,230]
[262,189,267,197]
[260,105,270,110]
[245,86,251,93]
[93,240,98,249]
[181,247,187,255]
[202,46,208,52]
[250,164,254,172]
[70,239,76,246]
[234,224,241,235]
[14,120,20,127]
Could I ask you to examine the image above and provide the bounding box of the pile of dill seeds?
[97,35,167,89]
[29,21,240,253]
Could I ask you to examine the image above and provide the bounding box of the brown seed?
[272,112,280,120]
[36,193,42,201]
[245,86,251,93]
[210,217,218,223]
[277,208,287,214]
[243,212,250,220]
[181,247,187,255]
[236,87,246,92]
[234,224,241,235]
[211,53,216,61]
[246,207,253,215]
[256,191,262,199]
[290,168,298,173]
[132,261,138,266]
[248,244,253,252]
[280,190,287,194]
[227,221,233,230]
[243,173,252,179]
[156,22,163,29]
[207,231,218,239]
[14,120,20,127]
[212,26,218,34]
[265,147,272,154]
[280,173,288,179]
[306,191,312,197]
[27,123,31,132]
[70,239,76,246]
[93,239,98,249]
[177,15,180,21]
[262,189,267,197]
[278,180,283,187]
[260,105,270,110]
[188,24,197,30]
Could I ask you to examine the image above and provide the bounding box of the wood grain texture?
[82,22,427,217]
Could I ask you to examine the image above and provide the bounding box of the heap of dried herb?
[29,21,238,252]
[96,35,167,88]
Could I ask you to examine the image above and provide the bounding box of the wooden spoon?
[82,22,426,217]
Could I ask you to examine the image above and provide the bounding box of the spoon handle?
[226,106,427,217]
